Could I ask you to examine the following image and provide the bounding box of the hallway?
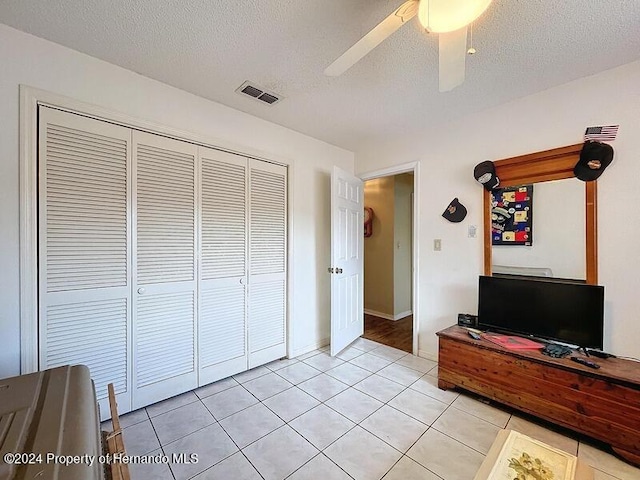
[362,314,413,353]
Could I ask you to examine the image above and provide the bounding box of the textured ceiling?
[1,0,639,151]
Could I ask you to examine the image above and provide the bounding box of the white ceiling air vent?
[236,81,282,105]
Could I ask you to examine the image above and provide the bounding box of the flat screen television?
[477,275,604,349]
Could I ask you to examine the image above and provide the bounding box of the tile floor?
[106,338,640,480]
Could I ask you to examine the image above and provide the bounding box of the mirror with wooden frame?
[483,144,598,284]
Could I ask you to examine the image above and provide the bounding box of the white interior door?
[247,159,288,368]
[198,147,249,385]
[38,107,132,420]
[132,131,198,408]
[330,166,364,356]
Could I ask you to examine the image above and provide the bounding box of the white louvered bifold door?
[132,131,198,408]
[38,107,132,420]
[198,147,248,385]
[247,159,288,368]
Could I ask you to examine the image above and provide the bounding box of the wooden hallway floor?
[362,313,413,353]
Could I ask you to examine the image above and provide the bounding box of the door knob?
[240,278,245,285]
[137,287,146,294]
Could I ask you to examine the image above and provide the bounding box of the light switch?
[434,239,442,251]
[468,225,477,238]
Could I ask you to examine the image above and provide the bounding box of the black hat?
[442,198,467,223]
[574,141,614,181]
[474,161,500,190]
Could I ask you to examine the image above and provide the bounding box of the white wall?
[492,178,586,280]
[0,24,354,378]
[364,177,396,316]
[356,60,640,359]
[393,173,413,315]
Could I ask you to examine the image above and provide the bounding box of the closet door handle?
[137,287,146,295]
[239,278,245,285]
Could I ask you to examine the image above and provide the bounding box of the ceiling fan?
[324,0,493,92]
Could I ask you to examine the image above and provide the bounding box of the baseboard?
[364,309,394,320]
[418,349,438,362]
[394,310,412,321]
[289,337,330,359]
[364,308,413,321]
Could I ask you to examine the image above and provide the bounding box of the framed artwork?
[491,185,533,246]
[486,430,577,480]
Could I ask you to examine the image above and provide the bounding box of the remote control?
[570,356,600,369]
[468,331,482,340]
[586,349,616,359]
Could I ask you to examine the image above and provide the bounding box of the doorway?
[362,173,414,352]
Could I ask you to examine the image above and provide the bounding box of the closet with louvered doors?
[38,107,288,417]
[198,151,289,381]
[131,131,198,408]
[247,159,288,367]
[199,147,249,385]
[38,107,132,418]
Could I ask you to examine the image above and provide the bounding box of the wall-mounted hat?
[474,161,500,191]
[574,141,614,181]
[442,198,467,223]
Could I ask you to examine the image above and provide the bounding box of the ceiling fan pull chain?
[468,22,477,55]
[427,0,430,31]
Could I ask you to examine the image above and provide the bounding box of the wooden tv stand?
[437,326,640,466]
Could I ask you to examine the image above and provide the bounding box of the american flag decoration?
[584,125,619,142]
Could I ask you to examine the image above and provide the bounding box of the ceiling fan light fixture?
[417,0,492,33]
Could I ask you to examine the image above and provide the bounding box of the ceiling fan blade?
[438,27,467,92]
[324,0,419,76]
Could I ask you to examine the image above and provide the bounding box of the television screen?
[477,275,604,349]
